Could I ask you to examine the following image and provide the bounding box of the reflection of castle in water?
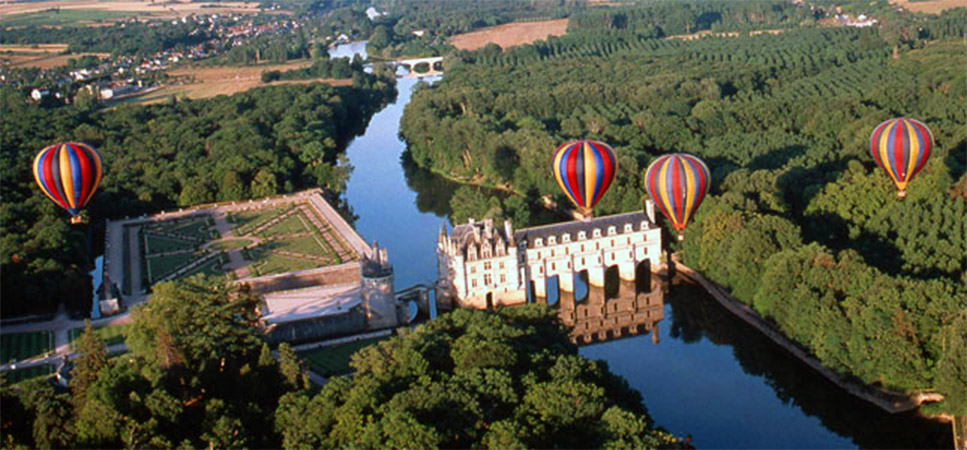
[542,277,665,345]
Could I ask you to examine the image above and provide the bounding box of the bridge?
[391,56,444,78]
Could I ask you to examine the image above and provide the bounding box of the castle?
[437,201,662,309]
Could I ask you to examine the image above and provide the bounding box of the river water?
[334,44,950,449]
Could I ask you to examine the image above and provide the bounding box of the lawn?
[68,325,128,347]
[249,251,319,276]
[147,252,202,282]
[209,238,254,251]
[151,217,211,241]
[3,365,52,384]
[231,207,288,235]
[145,234,197,255]
[269,235,333,258]
[0,9,139,27]
[182,256,229,278]
[298,338,386,377]
[258,213,308,238]
[1,332,52,363]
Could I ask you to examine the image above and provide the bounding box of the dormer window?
[548,236,556,245]
[593,229,601,238]
[562,234,571,243]
[640,221,647,230]
[624,224,633,233]
[535,238,543,247]
[578,231,587,240]
[607,226,616,235]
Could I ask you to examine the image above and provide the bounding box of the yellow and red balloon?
[552,139,618,216]
[869,118,932,198]
[644,153,710,240]
[33,142,103,223]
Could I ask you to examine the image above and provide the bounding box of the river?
[333,44,950,449]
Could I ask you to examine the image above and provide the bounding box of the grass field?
[889,0,967,13]
[248,251,319,276]
[449,18,569,51]
[147,252,202,282]
[298,338,386,377]
[0,0,266,18]
[270,235,333,259]
[3,365,52,384]
[0,9,139,26]
[210,238,254,251]
[145,234,197,255]
[127,63,351,105]
[231,207,288,235]
[1,332,52,363]
[69,325,128,347]
[1,50,111,70]
[151,217,211,241]
[182,256,229,278]
[258,213,308,237]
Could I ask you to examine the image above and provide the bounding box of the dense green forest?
[0,70,395,318]
[0,21,211,56]
[399,2,967,414]
[276,304,677,448]
[1,276,678,448]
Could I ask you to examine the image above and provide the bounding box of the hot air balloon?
[643,153,710,241]
[552,140,618,217]
[33,142,103,224]
[870,118,932,199]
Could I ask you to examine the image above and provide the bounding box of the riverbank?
[669,255,947,418]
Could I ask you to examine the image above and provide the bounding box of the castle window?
[537,251,542,259]
[484,262,491,270]
[640,221,647,230]
[548,236,556,245]
[499,274,506,283]
[551,249,555,257]
[582,257,586,265]
[499,262,504,269]
[552,262,556,270]
[610,239,614,247]
[593,229,601,238]
[472,279,478,288]
[581,244,585,252]
[535,238,543,247]
[563,234,570,243]
[627,237,631,245]
[471,265,476,274]
[578,231,587,240]
[539,266,543,274]
[596,242,600,250]
[484,274,492,286]
[608,226,616,235]
[624,224,633,233]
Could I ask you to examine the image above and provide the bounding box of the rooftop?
[513,211,651,248]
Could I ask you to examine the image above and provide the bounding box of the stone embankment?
[670,256,945,415]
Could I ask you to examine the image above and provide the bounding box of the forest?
[0,69,395,318]
[0,276,678,448]
[398,2,967,416]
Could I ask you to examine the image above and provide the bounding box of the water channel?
[333,44,951,449]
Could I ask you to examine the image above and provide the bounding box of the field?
[0,9,140,27]
[1,332,52,363]
[257,213,309,237]
[69,324,128,347]
[0,44,110,69]
[298,337,386,377]
[0,0,268,20]
[449,18,569,51]
[245,250,319,276]
[889,0,967,13]
[128,63,352,105]
[146,251,202,282]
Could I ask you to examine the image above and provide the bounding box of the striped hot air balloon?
[643,153,710,240]
[870,118,932,198]
[33,142,103,224]
[552,140,618,217]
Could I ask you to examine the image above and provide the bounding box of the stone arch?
[604,265,620,299]
[635,259,652,294]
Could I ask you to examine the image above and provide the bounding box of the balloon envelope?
[644,153,710,236]
[552,140,618,214]
[870,118,932,195]
[33,142,103,217]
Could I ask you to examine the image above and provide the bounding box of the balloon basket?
[897,190,907,200]
[70,216,84,225]
[677,233,684,241]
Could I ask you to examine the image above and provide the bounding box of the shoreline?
[668,256,948,421]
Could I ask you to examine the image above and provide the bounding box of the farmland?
[0,0,267,20]
[449,18,568,51]
[889,0,967,14]
[0,44,109,69]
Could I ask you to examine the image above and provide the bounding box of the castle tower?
[361,243,398,329]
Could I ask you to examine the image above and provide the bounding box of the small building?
[30,88,49,102]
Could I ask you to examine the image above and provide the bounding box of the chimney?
[504,219,514,245]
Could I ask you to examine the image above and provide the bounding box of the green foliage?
[70,321,109,413]
[934,312,967,416]
[1,75,395,318]
[275,306,678,448]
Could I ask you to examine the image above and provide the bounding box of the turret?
[361,242,397,329]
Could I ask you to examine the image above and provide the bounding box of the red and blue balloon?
[870,118,932,198]
[552,139,618,216]
[33,142,103,223]
[644,153,710,240]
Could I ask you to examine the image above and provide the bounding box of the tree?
[70,321,108,412]
[275,306,678,448]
